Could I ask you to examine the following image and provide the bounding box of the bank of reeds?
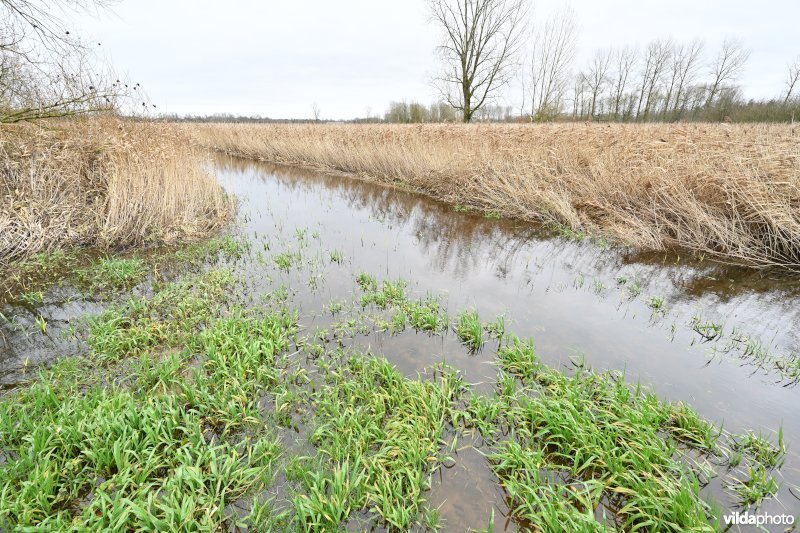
[193,123,800,268]
[0,119,233,267]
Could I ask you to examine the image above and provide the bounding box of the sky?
[70,0,800,119]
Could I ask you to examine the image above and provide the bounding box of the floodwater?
[2,155,800,528]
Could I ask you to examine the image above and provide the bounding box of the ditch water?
[2,155,800,528]
[217,157,800,528]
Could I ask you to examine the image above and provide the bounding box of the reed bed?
[192,122,800,268]
[0,119,233,267]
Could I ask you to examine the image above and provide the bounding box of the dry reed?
[0,119,233,266]
[192,122,800,268]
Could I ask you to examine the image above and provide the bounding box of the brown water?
[2,156,800,528]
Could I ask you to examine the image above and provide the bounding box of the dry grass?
[192,122,800,268]
[0,119,233,266]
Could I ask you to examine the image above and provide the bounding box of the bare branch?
[706,37,750,107]
[527,6,576,120]
[0,0,133,123]
[784,56,800,105]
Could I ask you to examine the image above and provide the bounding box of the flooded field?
[1,156,799,530]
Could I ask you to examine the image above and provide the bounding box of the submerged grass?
[0,241,790,530]
[455,310,485,352]
[0,269,289,529]
[293,357,464,530]
[79,256,148,290]
[472,335,788,530]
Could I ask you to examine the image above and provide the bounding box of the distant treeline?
[161,96,800,125]
[381,97,800,123]
[159,114,324,124]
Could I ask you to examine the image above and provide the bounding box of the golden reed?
[1,118,233,266]
[193,122,800,268]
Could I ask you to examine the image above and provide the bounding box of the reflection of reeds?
[1,119,233,266]
[192,122,800,268]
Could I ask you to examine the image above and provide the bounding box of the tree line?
[425,0,800,123]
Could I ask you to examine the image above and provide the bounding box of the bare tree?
[664,40,703,119]
[705,37,750,108]
[429,0,527,122]
[527,6,576,120]
[609,46,636,120]
[1,0,127,122]
[583,48,611,119]
[635,38,672,121]
[311,102,321,121]
[783,56,800,105]
[571,74,587,120]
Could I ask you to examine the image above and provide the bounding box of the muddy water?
[2,155,800,528]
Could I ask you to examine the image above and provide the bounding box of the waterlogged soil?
[2,155,800,529]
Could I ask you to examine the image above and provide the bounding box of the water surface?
[215,157,800,526]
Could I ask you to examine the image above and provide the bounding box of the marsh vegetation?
[0,236,788,530]
[0,120,233,267]
[2,159,798,530]
[1,0,798,528]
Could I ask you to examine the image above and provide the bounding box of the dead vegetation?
[0,119,233,266]
[193,122,800,268]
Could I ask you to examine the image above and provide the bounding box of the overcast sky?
[72,0,799,119]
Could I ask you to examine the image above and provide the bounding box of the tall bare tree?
[526,6,576,120]
[609,46,636,120]
[635,38,671,121]
[664,40,704,119]
[583,48,611,119]
[571,73,587,120]
[783,56,800,105]
[705,37,750,107]
[430,0,527,123]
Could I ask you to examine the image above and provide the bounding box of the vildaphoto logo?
[723,511,795,527]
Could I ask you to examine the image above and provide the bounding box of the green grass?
[455,310,485,351]
[326,300,344,316]
[292,356,465,530]
[1,250,78,301]
[175,235,249,262]
[485,315,506,340]
[79,257,148,290]
[87,267,235,361]
[551,222,587,242]
[733,430,786,469]
[692,316,723,341]
[359,278,406,309]
[405,296,449,333]
[727,466,780,507]
[646,295,665,312]
[34,315,47,334]
[466,334,783,530]
[329,250,344,264]
[0,305,290,529]
[356,272,377,291]
[0,242,789,531]
[274,251,298,271]
[16,291,44,307]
